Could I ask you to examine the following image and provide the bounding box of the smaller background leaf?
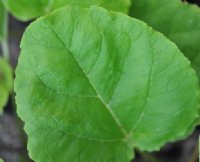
[130,0,200,81]
[0,57,13,113]
[2,0,131,21]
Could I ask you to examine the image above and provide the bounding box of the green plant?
[0,0,200,161]
[15,6,200,162]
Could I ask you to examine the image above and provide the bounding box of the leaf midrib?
[44,20,129,138]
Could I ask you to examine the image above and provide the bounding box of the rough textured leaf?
[130,0,200,81]
[2,0,131,21]
[0,0,7,41]
[0,57,13,113]
[15,6,200,162]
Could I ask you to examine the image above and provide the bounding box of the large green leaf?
[15,6,200,162]
[2,0,131,21]
[0,158,3,162]
[0,57,13,113]
[0,0,7,41]
[130,0,200,81]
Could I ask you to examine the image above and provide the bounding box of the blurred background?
[0,0,200,162]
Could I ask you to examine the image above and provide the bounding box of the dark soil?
[186,0,200,5]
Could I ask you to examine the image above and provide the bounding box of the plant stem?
[189,144,198,162]
[2,39,9,60]
[1,7,9,61]
[138,150,160,162]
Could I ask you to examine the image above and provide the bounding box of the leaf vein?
[44,20,129,137]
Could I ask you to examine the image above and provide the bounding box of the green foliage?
[130,0,200,81]
[15,6,200,162]
[0,158,3,162]
[0,57,13,113]
[2,0,131,21]
[0,0,7,41]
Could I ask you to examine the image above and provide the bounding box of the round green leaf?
[130,0,200,81]
[2,0,131,21]
[0,57,13,113]
[15,6,200,162]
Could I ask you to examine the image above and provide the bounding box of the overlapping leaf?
[130,0,200,80]
[15,6,200,162]
[0,58,13,113]
[2,0,131,21]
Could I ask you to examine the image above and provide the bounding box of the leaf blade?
[15,6,200,161]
